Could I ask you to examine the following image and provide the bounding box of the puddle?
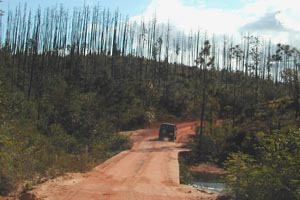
[190,180,225,194]
[190,171,225,194]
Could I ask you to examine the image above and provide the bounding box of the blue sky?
[2,0,151,16]
[3,0,246,15]
[1,0,300,45]
[2,0,244,13]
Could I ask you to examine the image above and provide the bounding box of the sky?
[2,0,152,16]
[1,0,300,46]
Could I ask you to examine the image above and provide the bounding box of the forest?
[0,4,300,199]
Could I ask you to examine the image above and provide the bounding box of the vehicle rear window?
[160,124,175,132]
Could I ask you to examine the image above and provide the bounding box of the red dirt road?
[29,122,217,200]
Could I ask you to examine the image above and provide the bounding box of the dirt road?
[29,122,217,200]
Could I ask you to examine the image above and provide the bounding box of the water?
[191,180,225,194]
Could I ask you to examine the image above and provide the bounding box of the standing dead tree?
[196,40,214,159]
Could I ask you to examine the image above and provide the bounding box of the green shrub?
[48,124,78,153]
[224,130,300,200]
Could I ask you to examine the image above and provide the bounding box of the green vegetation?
[224,130,300,200]
[0,4,300,199]
[0,75,131,194]
[179,152,193,185]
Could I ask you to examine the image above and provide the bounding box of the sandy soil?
[27,122,217,200]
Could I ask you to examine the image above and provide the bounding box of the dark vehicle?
[159,123,177,141]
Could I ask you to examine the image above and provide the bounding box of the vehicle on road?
[159,123,177,141]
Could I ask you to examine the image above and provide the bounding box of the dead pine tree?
[229,44,243,127]
[195,40,214,160]
[0,0,4,46]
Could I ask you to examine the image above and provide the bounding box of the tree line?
[1,5,300,81]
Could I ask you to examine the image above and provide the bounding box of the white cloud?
[131,0,243,35]
[131,0,300,46]
[241,0,300,31]
[239,0,300,45]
